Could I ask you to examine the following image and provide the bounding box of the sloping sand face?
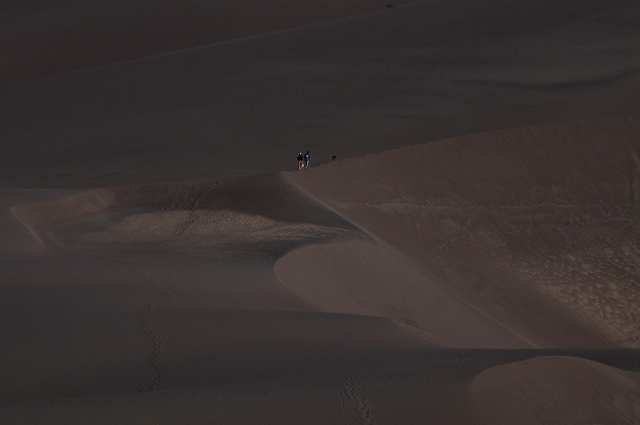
[2,0,421,83]
[470,356,640,424]
[2,175,443,408]
[275,238,535,348]
[11,174,361,256]
[284,117,640,348]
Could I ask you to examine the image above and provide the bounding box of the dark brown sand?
[2,0,640,423]
[1,0,421,83]
[2,0,640,189]
[283,117,640,349]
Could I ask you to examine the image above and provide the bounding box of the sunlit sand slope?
[470,356,640,424]
[283,117,640,348]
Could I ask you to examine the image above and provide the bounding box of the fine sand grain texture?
[3,0,640,423]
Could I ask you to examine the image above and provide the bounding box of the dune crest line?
[283,117,640,348]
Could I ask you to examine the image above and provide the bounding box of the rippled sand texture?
[12,176,359,256]
[285,117,640,348]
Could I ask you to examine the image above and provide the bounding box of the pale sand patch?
[47,208,353,256]
[10,175,360,255]
[470,356,640,424]
[275,239,533,348]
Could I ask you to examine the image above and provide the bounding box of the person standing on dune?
[304,151,310,168]
[297,152,304,170]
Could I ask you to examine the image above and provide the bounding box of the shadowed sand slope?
[1,177,437,405]
[282,117,640,348]
[11,174,361,256]
[2,0,640,188]
[1,0,420,83]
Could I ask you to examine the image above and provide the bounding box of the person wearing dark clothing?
[297,153,304,170]
[304,151,310,168]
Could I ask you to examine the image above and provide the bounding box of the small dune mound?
[11,174,360,256]
[469,356,640,424]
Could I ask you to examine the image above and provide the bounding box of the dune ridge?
[283,116,640,348]
[2,0,639,189]
[2,0,640,422]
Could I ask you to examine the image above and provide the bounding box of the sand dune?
[471,356,640,424]
[2,0,640,189]
[11,175,359,255]
[1,0,420,83]
[2,0,640,423]
[3,118,639,423]
[284,117,640,348]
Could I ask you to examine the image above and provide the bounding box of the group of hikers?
[297,151,310,170]
[296,151,338,170]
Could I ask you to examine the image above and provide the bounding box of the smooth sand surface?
[470,355,640,424]
[3,0,640,188]
[1,0,421,84]
[2,0,640,423]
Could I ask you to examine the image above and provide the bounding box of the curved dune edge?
[9,177,360,256]
[274,238,534,348]
[469,356,640,424]
[284,116,640,347]
[9,184,214,248]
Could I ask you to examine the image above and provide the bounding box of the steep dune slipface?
[470,356,640,424]
[275,239,534,348]
[283,117,640,347]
